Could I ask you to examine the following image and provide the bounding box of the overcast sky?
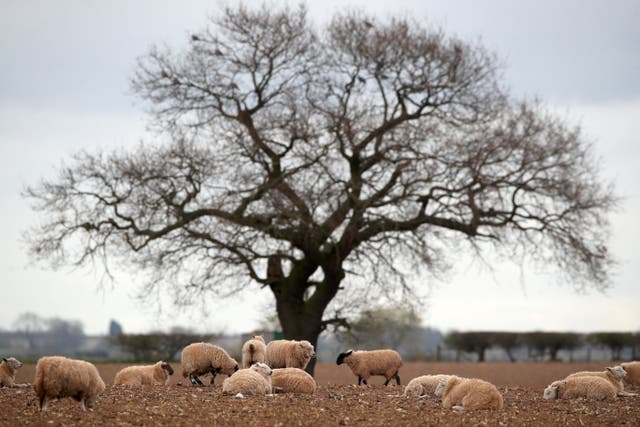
[1,0,639,336]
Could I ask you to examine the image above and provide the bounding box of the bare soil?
[2,362,638,426]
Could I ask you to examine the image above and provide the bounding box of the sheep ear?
[605,367,613,372]
[2,358,6,362]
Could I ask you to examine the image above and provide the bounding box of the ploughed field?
[2,362,638,426]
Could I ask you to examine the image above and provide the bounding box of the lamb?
[222,362,272,396]
[0,357,29,388]
[621,361,640,387]
[565,366,636,396]
[242,335,267,368]
[434,376,503,410]
[114,361,174,386]
[181,342,239,386]
[33,356,106,412]
[271,367,316,394]
[266,339,315,370]
[336,349,402,386]
[543,376,617,401]
[404,374,453,398]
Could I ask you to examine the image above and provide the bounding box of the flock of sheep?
[1,336,639,414]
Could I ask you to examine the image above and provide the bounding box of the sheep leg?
[189,374,205,386]
[384,378,390,386]
[39,395,49,412]
[394,372,401,386]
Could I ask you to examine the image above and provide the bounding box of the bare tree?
[24,4,616,374]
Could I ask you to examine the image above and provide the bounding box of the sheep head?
[160,362,174,375]
[434,378,448,397]
[606,365,627,379]
[251,362,272,377]
[2,357,23,371]
[543,382,561,400]
[336,350,353,365]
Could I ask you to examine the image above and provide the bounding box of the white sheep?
[404,374,453,398]
[565,365,636,396]
[266,339,315,370]
[336,349,402,386]
[621,361,640,387]
[222,362,272,396]
[114,361,174,386]
[242,335,267,368]
[271,367,316,394]
[33,356,106,412]
[434,376,503,410]
[543,376,617,401]
[181,342,239,386]
[0,357,29,388]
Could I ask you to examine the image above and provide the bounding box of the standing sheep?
[114,361,174,386]
[621,361,640,387]
[222,362,272,396]
[543,376,617,400]
[181,342,239,386]
[242,335,267,368]
[271,367,316,394]
[336,349,402,386]
[33,356,106,412]
[404,374,453,398]
[0,357,29,388]
[565,366,635,396]
[434,376,503,410]
[266,339,315,370]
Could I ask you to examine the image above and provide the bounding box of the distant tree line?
[110,332,216,362]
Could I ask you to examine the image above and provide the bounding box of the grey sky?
[1,0,639,335]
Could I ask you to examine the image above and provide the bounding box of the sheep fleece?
[181,343,238,377]
[441,377,503,410]
[404,374,452,397]
[566,370,623,391]
[222,368,271,396]
[271,368,316,394]
[114,361,172,385]
[33,356,105,408]
[266,340,314,369]
[343,350,402,382]
[550,376,617,400]
[622,361,640,386]
[242,336,267,368]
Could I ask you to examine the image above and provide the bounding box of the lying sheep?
[622,361,640,387]
[565,366,636,396]
[434,376,503,410]
[404,374,453,398]
[181,342,239,386]
[222,362,272,396]
[543,376,617,401]
[266,339,315,370]
[242,335,267,368]
[114,361,174,386]
[336,349,402,386]
[271,367,316,394]
[0,357,29,388]
[33,356,106,412]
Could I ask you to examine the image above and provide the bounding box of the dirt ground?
[2,362,639,426]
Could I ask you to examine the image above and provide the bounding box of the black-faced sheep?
[543,376,617,401]
[434,376,503,410]
[222,362,272,396]
[114,361,174,386]
[336,349,402,386]
[0,357,29,388]
[271,367,316,394]
[33,356,106,412]
[266,339,315,370]
[181,342,239,386]
[242,335,267,368]
[404,374,453,398]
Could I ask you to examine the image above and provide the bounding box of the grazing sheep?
[271,367,316,394]
[434,376,503,410]
[181,342,239,386]
[33,356,106,412]
[242,335,267,368]
[621,361,640,387]
[266,339,315,370]
[114,361,174,386]
[336,349,402,386]
[566,366,635,396]
[543,376,617,401]
[222,362,272,396]
[404,374,453,398]
[0,357,29,388]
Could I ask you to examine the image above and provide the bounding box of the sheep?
[434,376,503,410]
[565,365,636,396]
[621,361,640,387]
[404,374,453,398]
[242,335,267,368]
[33,356,106,412]
[336,349,402,386]
[271,367,316,394]
[266,339,315,370]
[181,342,239,386]
[543,376,617,401]
[222,362,272,396]
[114,361,174,386]
[0,357,29,388]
